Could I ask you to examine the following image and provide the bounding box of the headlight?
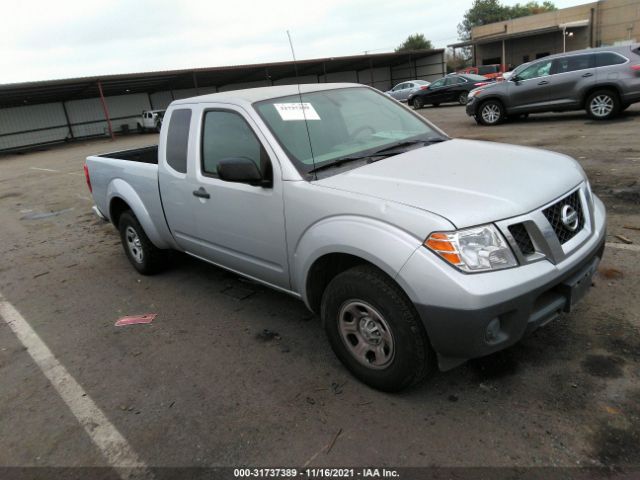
[468,89,482,99]
[424,224,518,273]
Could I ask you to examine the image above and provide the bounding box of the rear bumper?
[92,205,108,221]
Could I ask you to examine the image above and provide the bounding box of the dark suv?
[466,44,640,125]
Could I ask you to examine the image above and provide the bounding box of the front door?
[507,58,554,111]
[186,105,290,289]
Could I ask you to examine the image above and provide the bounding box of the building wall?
[478,29,590,67]
[471,0,639,68]
[473,3,597,40]
[597,0,640,45]
[0,102,70,150]
[0,51,445,152]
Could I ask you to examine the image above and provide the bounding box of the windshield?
[253,87,443,174]
[477,65,499,75]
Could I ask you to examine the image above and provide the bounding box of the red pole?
[97,81,115,140]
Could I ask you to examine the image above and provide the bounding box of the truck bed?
[98,145,158,164]
[86,147,175,249]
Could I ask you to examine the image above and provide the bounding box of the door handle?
[538,80,549,85]
[582,72,594,77]
[192,187,210,199]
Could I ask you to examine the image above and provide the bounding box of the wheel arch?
[581,84,622,107]
[106,179,172,249]
[294,216,423,313]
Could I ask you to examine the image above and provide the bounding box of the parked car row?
[386,43,640,126]
[384,80,431,102]
[408,74,491,109]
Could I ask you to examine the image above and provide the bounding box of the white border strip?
[0,295,152,480]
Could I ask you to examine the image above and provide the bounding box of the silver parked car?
[385,80,430,102]
[466,44,640,125]
[86,83,605,391]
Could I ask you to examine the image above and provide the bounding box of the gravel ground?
[0,103,638,474]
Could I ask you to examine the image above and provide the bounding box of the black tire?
[321,265,434,392]
[155,121,162,133]
[432,103,440,107]
[458,92,468,105]
[412,97,424,110]
[477,99,505,126]
[586,89,620,120]
[118,211,167,275]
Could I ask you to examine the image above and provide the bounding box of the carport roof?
[0,49,443,108]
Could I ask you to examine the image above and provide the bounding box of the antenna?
[286,30,317,177]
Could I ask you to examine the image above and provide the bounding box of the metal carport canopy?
[0,49,444,108]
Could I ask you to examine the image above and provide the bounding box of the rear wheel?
[458,92,468,105]
[118,211,168,275]
[412,97,424,110]
[586,90,619,120]
[478,100,505,126]
[321,265,434,392]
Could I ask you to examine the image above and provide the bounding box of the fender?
[107,178,175,250]
[292,215,423,308]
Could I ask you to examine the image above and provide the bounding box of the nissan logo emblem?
[561,205,579,231]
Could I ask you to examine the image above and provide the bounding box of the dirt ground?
[0,103,639,475]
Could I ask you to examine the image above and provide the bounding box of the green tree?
[395,34,434,52]
[457,0,557,41]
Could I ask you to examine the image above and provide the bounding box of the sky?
[0,0,587,84]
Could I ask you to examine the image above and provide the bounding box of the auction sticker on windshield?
[274,103,321,121]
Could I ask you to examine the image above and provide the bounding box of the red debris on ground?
[114,314,157,327]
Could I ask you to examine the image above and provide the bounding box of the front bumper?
[396,194,606,370]
[465,96,479,116]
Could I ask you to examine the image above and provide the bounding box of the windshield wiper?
[307,155,379,174]
[372,137,447,155]
[308,138,448,174]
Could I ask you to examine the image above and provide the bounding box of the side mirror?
[510,75,520,83]
[217,157,270,187]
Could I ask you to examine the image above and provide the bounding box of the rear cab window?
[165,109,192,174]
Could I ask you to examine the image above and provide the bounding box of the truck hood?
[314,139,586,228]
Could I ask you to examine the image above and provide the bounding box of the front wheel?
[412,97,424,110]
[586,90,619,120]
[477,100,505,126]
[321,265,434,392]
[118,211,168,275]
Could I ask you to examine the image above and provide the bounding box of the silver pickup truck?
[85,83,606,391]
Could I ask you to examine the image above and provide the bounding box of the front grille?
[509,223,535,255]
[543,190,584,244]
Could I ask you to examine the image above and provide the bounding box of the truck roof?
[171,83,360,105]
